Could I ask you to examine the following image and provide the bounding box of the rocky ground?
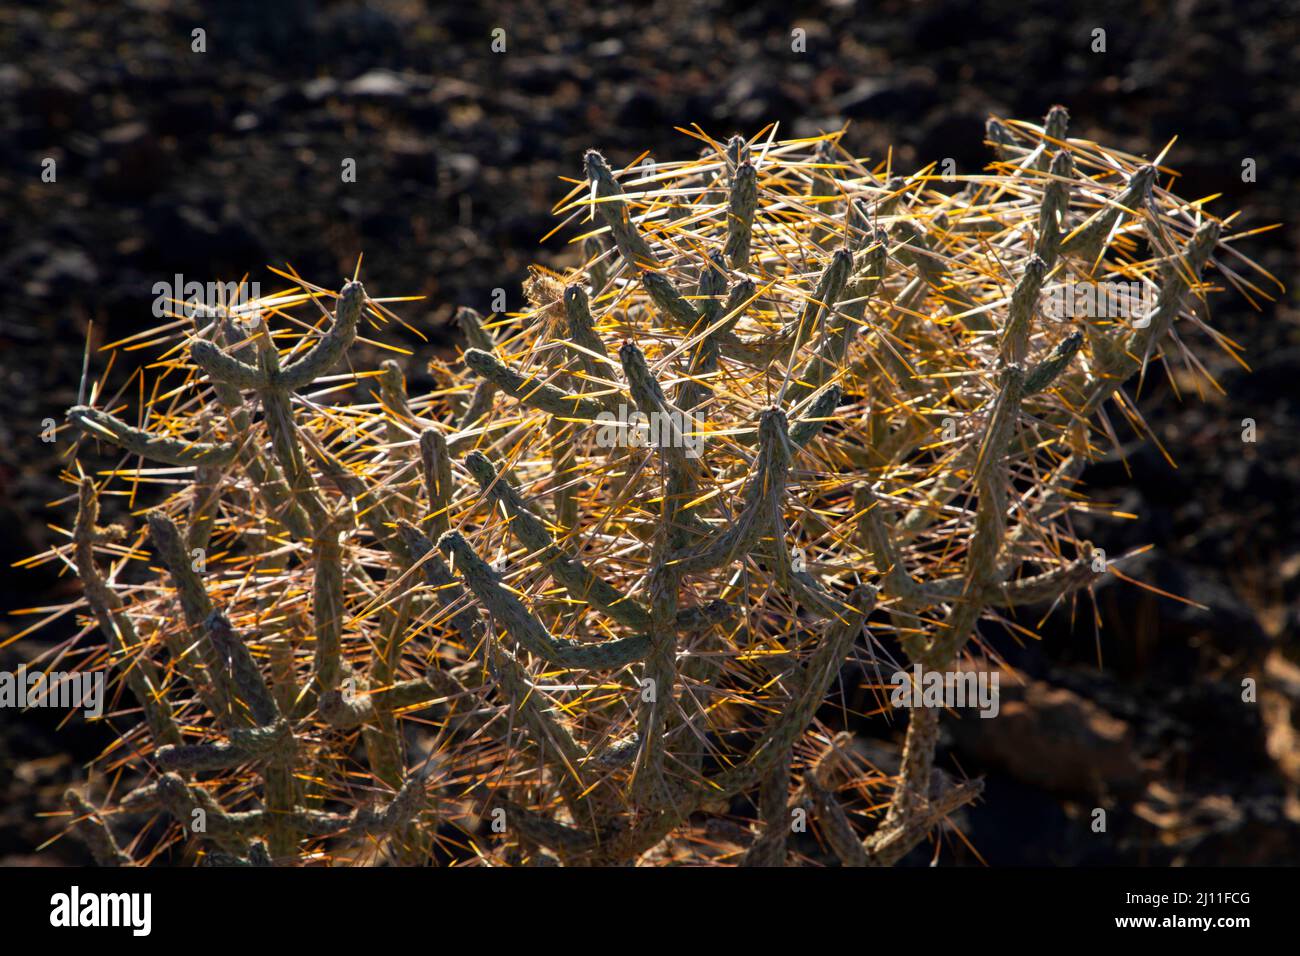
[1,0,1297,865]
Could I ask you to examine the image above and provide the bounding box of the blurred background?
[1,0,1297,864]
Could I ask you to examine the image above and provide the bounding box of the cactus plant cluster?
[33,109,1270,866]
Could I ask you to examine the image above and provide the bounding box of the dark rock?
[139,201,267,278]
[834,74,939,120]
[94,121,168,197]
[302,77,339,102]
[23,246,98,299]
[948,668,1145,796]
[17,69,87,129]
[344,69,415,100]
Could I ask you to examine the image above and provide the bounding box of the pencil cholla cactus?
[38,108,1272,866]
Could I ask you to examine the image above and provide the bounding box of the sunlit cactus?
[31,109,1276,866]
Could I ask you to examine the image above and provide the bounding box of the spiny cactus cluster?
[34,109,1271,866]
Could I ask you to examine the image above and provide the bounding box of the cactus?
[37,111,1275,866]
